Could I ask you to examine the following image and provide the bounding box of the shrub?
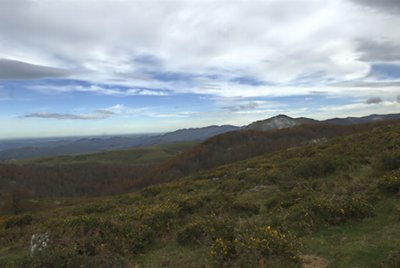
[210,225,300,267]
[174,194,205,214]
[122,224,155,253]
[4,214,33,229]
[140,186,161,197]
[19,248,127,268]
[176,222,207,246]
[137,202,180,232]
[291,155,345,179]
[376,152,400,172]
[312,195,374,224]
[230,201,260,216]
[72,203,112,215]
[378,169,400,195]
[380,250,400,268]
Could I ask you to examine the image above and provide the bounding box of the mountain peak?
[246,114,316,131]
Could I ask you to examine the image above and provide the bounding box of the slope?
[0,121,399,267]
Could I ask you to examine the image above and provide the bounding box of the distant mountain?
[246,113,400,131]
[246,114,318,131]
[322,113,400,125]
[0,125,239,161]
[160,125,239,143]
[1,113,399,161]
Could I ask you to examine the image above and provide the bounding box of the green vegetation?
[15,141,196,166]
[0,122,399,267]
[0,142,196,197]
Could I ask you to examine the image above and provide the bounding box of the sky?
[0,0,400,139]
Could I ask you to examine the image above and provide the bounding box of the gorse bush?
[312,195,375,225]
[4,214,33,229]
[290,154,346,179]
[230,201,260,216]
[376,152,400,172]
[378,169,400,195]
[18,248,127,268]
[136,202,180,231]
[176,221,207,246]
[210,224,300,267]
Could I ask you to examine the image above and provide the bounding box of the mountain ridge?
[1,113,399,161]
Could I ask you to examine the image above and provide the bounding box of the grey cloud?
[349,0,400,14]
[0,0,399,98]
[95,109,115,115]
[23,111,111,120]
[0,59,70,79]
[365,97,382,104]
[357,39,400,62]
[222,102,260,112]
[397,95,400,103]
[330,81,400,88]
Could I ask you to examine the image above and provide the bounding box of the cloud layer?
[0,0,399,138]
[0,59,70,79]
[0,0,399,98]
[23,111,113,120]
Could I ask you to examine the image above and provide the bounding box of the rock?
[30,232,50,256]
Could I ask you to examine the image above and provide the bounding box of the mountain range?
[1,113,399,161]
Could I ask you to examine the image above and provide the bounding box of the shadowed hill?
[143,120,400,186]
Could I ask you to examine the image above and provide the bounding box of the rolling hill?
[0,120,399,267]
[1,113,399,161]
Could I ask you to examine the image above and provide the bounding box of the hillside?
[0,125,238,161]
[14,142,196,166]
[0,142,196,197]
[0,121,399,267]
[145,120,399,184]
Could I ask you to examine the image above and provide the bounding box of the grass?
[302,197,400,268]
[0,123,400,267]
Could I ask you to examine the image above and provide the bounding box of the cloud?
[349,0,400,14]
[397,95,400,103]
[222,101,260,112]
[357,39,400,62]
[1,0,396,97]
[0,59,70,79]
[95,109,115,115]
[365,97,383,104]
[29,84,169,96]
[23,111,112,120]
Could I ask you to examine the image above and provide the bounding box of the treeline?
[143,121,400,184]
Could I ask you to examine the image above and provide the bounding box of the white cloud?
[0,0,399,99]
[28,84,169,96]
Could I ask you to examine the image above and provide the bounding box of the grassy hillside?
[12,141,197,166]
[0,122,399,267]
[0,142,196,197]
[146,121,398,183]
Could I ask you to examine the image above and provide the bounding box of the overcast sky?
[0,0,400,138]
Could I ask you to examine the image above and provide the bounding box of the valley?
[0,116,399,267]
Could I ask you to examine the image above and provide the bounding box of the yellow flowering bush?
[210,224,300,266]
[312,195,374,224]
[379,169,400,194]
